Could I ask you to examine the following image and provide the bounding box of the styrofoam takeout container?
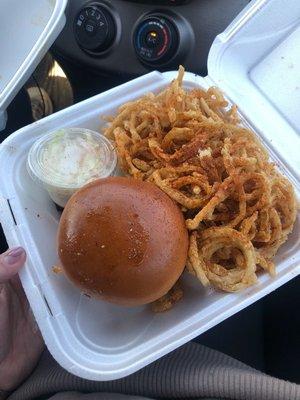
[0,0,299,381]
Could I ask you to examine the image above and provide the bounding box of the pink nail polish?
[4,247,25,265]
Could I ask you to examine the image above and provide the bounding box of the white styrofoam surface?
[0,0,67,129]
[208,0,300,181]
[0,70,299,381]
[0,0,299,382]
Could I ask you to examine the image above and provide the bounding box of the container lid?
[0,0,68,130]
[207,0,300,180]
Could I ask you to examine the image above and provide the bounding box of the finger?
[0,247,26,283]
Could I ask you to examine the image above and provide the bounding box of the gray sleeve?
[46,393,154,400]
[46,393,216,400]
[8,343,300,400]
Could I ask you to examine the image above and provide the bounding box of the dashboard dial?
[74,5,116,53]
[133,15,179,65]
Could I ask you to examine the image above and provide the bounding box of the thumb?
[0,247,26,283]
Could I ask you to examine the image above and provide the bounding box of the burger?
[58,176,189,306]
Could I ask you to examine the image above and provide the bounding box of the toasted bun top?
[58,177,188,306]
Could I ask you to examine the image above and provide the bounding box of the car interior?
[1,0,299,385]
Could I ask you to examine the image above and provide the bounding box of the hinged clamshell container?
[0,0,299,381]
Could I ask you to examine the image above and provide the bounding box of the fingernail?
[4,247,25,265]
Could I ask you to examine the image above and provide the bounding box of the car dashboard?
[53,0,250,77]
